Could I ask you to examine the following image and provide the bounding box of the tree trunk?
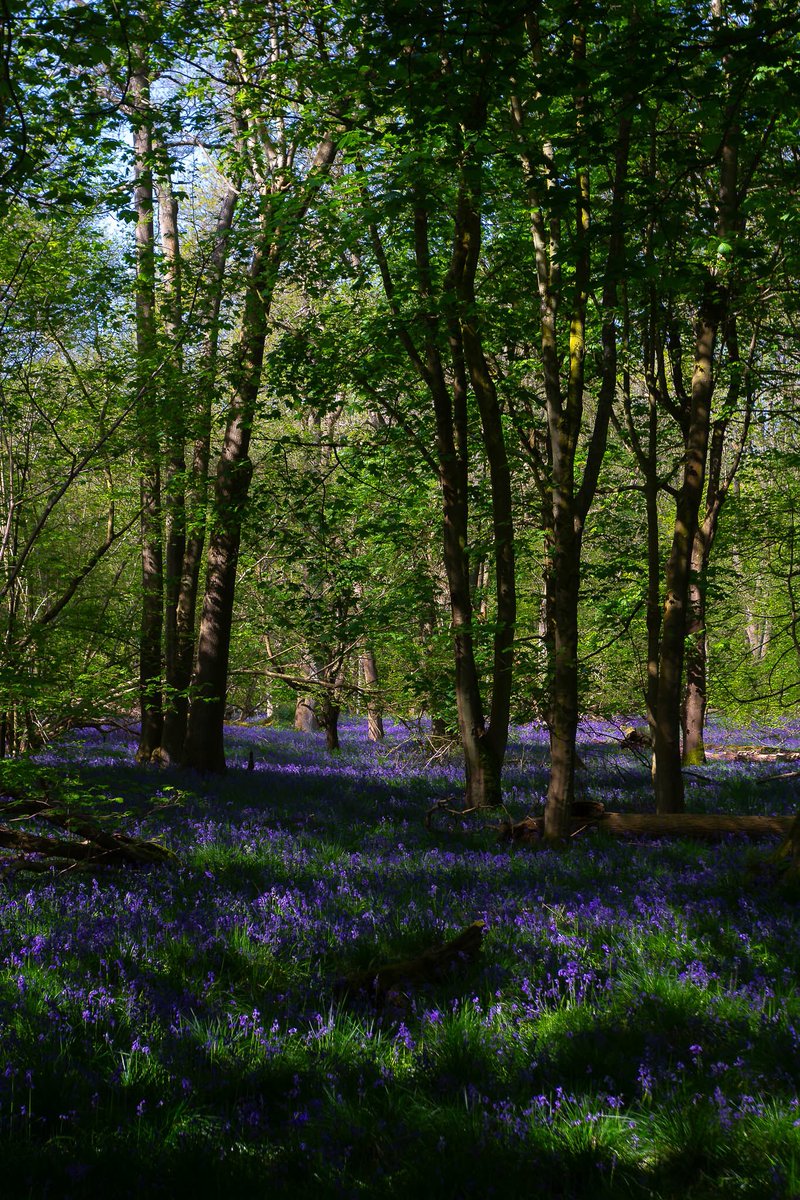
[654,292,719,811]
[546,535,580,830]
[161,186,238,762]
[655,89,738,809]
[681,317,754,766]
[182,116,337,771]
[156,167,186,762]
[681,538,708,765]
[512,25,632,838]
[371,186,508,808]
[130,54,163,763]
[294,695,320,732]
[360,646,384,740]
[295,653,321,731]
[319,693,340,752]
[182,240,271,772]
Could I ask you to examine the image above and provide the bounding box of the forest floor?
[0,716,798,1199]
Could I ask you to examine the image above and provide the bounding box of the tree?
[502,1,636,837]
[644,0,799,810]
[342,0,519,807]
[182,4,340,771]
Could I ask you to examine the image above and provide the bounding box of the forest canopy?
[1,0,799,838]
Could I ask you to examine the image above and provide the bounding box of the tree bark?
[319,692,341,752]
[681,533,709,766]
[655,84,739,809]
[654,290,720,810]
[294,652,321,731]
[294,694,320,732]
[156,165,186,762]
[682,318,755,765]
[371,175,511,807]
[183,126,338,772]
[453,175,517,778]
[360,646,384,740]
[182,239,273,772]
[130,53,163,763]
[511,13,632,839]
[161,186,238,762]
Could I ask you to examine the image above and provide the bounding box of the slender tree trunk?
[654,292,720,811]
[161,186,238,762]
[156,167,186,762]
[655,89,739,809]
[454,177,517,779]
[513,17,632,839]
[131,54,163,762]
[360,646,384,740]
[644,446,661,757]
[547,535,581,825]
[681,535,709,765]
[373,181,510,808]
[182,238,274,772]
[183,122,337,772]
[681,317,754,765]
[438,430,499,804]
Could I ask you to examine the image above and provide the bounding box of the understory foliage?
[0,719,798,1196]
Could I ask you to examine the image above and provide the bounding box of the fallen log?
[503,813,795,843]
[0,792,176,872]
[0,826,175,866]
[337,920,485,1006]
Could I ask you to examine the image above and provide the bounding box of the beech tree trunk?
[456,183,516,780]
[682,539,709,766]
[294,695,320,732]
[156,167,186,762]
[655,84,739,810]
[295,653,321,731]
[182,121,338,772]
[161,186,237,762]
[319,693,341,752]
[360,646,384,741]
[131,54,163,763]
[681,318,754,767]
[182,240,272,772]
[371,151,515,808]
[509,15,632,839]
[654,293,719,810]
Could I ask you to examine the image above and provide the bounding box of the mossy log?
[337,920,485,1005]
[503,813,795,843]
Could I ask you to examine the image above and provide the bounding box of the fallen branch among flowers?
[0,793,176,873]
[500,812,795,842]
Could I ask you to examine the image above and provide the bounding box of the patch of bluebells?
[0,716,796,1192]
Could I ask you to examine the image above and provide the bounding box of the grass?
[0,716,797,1197]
